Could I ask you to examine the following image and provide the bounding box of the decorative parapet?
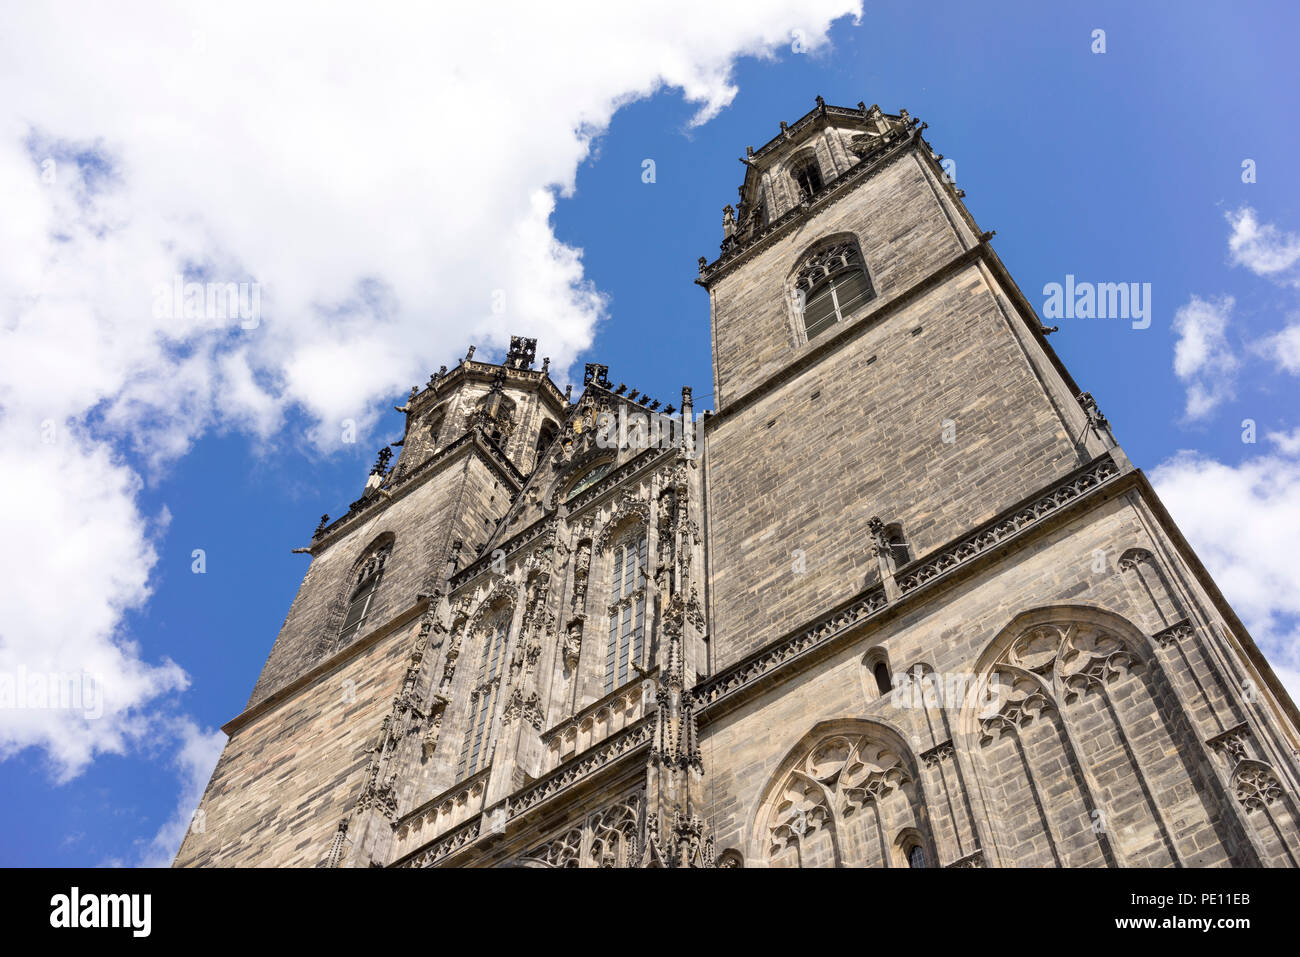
[896,455,1121,593]
[695,584,891,711]
[391,718,653,867]
[540,675,656,775]
[390,766,491,861]
[394,815,482,869]
[509,718,653,820]
[694,455,1124,721]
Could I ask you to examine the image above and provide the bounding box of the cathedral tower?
[176,99,1300,869]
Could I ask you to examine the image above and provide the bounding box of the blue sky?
[2,1,1300,866]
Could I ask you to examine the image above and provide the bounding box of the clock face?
[565,460,614,501]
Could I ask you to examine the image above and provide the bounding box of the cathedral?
[175,99,1300,868]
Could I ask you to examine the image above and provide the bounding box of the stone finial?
[506,335,537,370]
[541,356,550,374]
[313,514,330,538]
[465,345,476,361]
[815,94,826,110]
[370,446,393,476]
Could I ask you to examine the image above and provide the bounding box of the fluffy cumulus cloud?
[1226,206,1300,286]
[1259,319,1300,375]
[1151,448,1300,704]
[0,0,861,843]
[1171,295,1238,420]
[135,719,226,868]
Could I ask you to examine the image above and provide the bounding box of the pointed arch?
[962,604,1251,868]
[785,232,874,344]
[748,718,933,868]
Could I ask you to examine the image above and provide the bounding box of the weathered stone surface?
[175,102,1300,869]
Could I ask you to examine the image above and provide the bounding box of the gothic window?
[906,842,928,868]
[605,531,647,694]
[459,610,511,779]
[760,723,927,867]
[535,419,559,461]
[339,543,390,644]
[966,609,1265,867]
[792,240,874,342]
[791,154,823,200]
[425,409,446,451]
[566,460,614,501]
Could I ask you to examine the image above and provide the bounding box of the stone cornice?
[414,358,569,416]
[693,454,1127,723]
[222,594,433,737]
[707,241,986,419]
[391,717,652,867]
[698,127,918,288]
[312,428,525,552]
[540,667,659,744]
[894,456,1123,592]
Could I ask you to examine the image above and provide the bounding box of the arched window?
[339,543,390,644]
[605,530,647,693]
[459,610,510,778]
[906,842,928,868]
[535,419,559,462]
[425,410,446,450]
[873,661,892,697]
[793,240,874,342]
[791,155,823,200]
[565,460,614,502]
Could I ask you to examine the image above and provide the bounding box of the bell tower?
[698,98,1121,670]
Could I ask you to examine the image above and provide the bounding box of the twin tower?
[176,100,1300,868]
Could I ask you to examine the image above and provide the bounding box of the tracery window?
[605,531,647,694]
[761,724,928,868]
[792,240,874,342]
[339,543,390,644]
[566,460,614,501]
[791,155,824,200]
[458,611,510,778]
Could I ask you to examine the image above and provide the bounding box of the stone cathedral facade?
[176,100,1300,869]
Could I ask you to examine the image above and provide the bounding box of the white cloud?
[1266,427,1300,455]
[1151,450,1300,698]
[1171,295,1238,420]
[136,719,226,868]
[1226,206,1300,285]
[0,0,859,809]
[1258,320,1300,375]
